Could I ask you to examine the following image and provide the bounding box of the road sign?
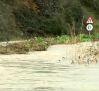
[86,16,94,24]
[86,24,93,31]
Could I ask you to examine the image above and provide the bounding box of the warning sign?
[85,16,94,24]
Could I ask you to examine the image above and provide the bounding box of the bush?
[63,0,85,34]
[13,7,40,38]
[77,34,95,42]
[56,35,69,41]
[40,13,70,35]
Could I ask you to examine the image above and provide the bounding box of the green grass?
[77,33,99,42]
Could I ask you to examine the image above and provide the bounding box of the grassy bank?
[0,33,99,54]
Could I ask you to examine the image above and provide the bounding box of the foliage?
[1,33,99,54]
[34,37,44,42]
[0,1,21,41]
[24,42,32,47]
[77,34,97,42]
[64,0,85,34]
[56,35,69,41]
[33,0,60,17]
[0,0,99,41]
[80,0,99,15]
[40,13,70,35]
[13,7,40,37]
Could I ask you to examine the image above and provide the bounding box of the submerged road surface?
[0,42,99,91]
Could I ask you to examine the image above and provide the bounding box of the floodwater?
[0,44,99,91]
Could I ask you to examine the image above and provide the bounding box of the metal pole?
[89,31,90,36]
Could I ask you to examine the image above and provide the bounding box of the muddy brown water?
[0,44,99,91]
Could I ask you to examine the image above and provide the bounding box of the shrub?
[77,34,95,42]
[63,0,85,34]
[40,13,70,35]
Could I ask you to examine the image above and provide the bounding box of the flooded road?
[0,43,99,91]
[0,59,99,91]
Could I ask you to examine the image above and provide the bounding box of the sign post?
[85,16,94,36]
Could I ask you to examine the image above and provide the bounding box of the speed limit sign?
[86,24,93,31]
